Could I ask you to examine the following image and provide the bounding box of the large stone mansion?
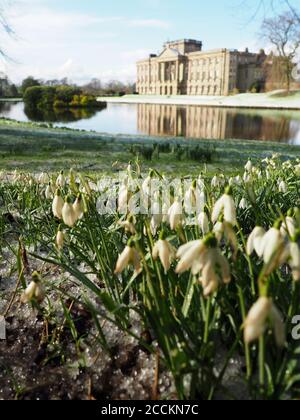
[136,39,266,96]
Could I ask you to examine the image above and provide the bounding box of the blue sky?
[0,0,296,84]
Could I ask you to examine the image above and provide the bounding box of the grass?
[0,118,299,175]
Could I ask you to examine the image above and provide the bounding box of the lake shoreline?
[0,117,299,175]
[98,91,300,111]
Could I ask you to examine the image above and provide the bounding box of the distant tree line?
[0,75,136,99]
[23,85,105,113]
[0,74,19,97]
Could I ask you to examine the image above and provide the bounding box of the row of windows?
[189,70,221,81]
[190,58,221,67]
[188,85,220,95]
[138,85,221,95]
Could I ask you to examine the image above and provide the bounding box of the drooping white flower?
[244,297,285,347]
[184,182,205,214]
[150,201,163,235]
[212,188,237,226]
[114,243,142,275]
[245,160,253,172]
[21,272,45,304]
[214,221,239,258]
[176,235,231,296]
[211,176,220,188]
[278,180,288,194]
[152,238,175,274]
[239,198,247,210]
[199,248,231,297]
[176,240,205,275]
[56,171,65,188]
[118,215,136,235]
[288,241,300,282]
[118,184,131,214]
[52,189,64,219]
[45,183,53,200]
[142,171,154,196]
[280,216,296,239]
[198,212,210,235]
[38,172,49,184]
[261,227,285,266]
[56,228,65,251]
[168,200,183,230]
[62,196,78,228]
[246,226,266,257]
[73,194,84,220]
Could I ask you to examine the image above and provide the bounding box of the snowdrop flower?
[278,180,288,193]
[62,196,78,228]
[243,172,251,183]
[199,248,231,297]
[244,297,285,347]
[73,194,84,220]
[280,216,296,239]
[212,187,237,226]
[152,233,175,274]
[287,241,300,282]
[245,160,253,172]
[56,227,65,251]
[52,189,64,219]
[114,241,142,276]
[142,170,154,196]
[176,234,231,296]
[246,226,266,257]
[211,176,220,188]
[168,200,183,230]
[118,215,136,235]
[21,272,45,304]
[213,221,239,259]
[56,171,65,188]
[197,176,205,190]
[45,183,53,200]
[198,212,210,235]
[118,184,131,214]
[38,172,49,184]
[239,198,247,210]
[176,240,206,275]
[261,226,284,264]
[184,181,206,214]
[235,175,242,185]
[260,225,285,275]
[150,201,163,235]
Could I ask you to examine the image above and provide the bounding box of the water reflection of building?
[137,104,294,142]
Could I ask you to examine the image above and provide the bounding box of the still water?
[1,100,300,144]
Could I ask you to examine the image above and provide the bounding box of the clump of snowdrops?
[1,154,300,400]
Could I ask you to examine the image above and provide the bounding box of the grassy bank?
[98,90,300,110]
[0,118,299,175]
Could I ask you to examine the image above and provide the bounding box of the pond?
[1,100,300,144]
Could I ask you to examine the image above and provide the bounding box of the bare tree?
[261,10,300,92]
[0,0,14,57]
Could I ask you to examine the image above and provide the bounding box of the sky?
[0,0,296,85]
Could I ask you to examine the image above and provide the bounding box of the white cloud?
[2,3,168,84]
[128,19,170,29]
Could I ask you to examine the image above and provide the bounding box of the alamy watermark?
[292,316,300,340]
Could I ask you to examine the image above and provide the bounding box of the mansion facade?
[136,39,266,96]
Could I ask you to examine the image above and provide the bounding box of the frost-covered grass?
[99,90,300,109]
[0,118,299,175]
